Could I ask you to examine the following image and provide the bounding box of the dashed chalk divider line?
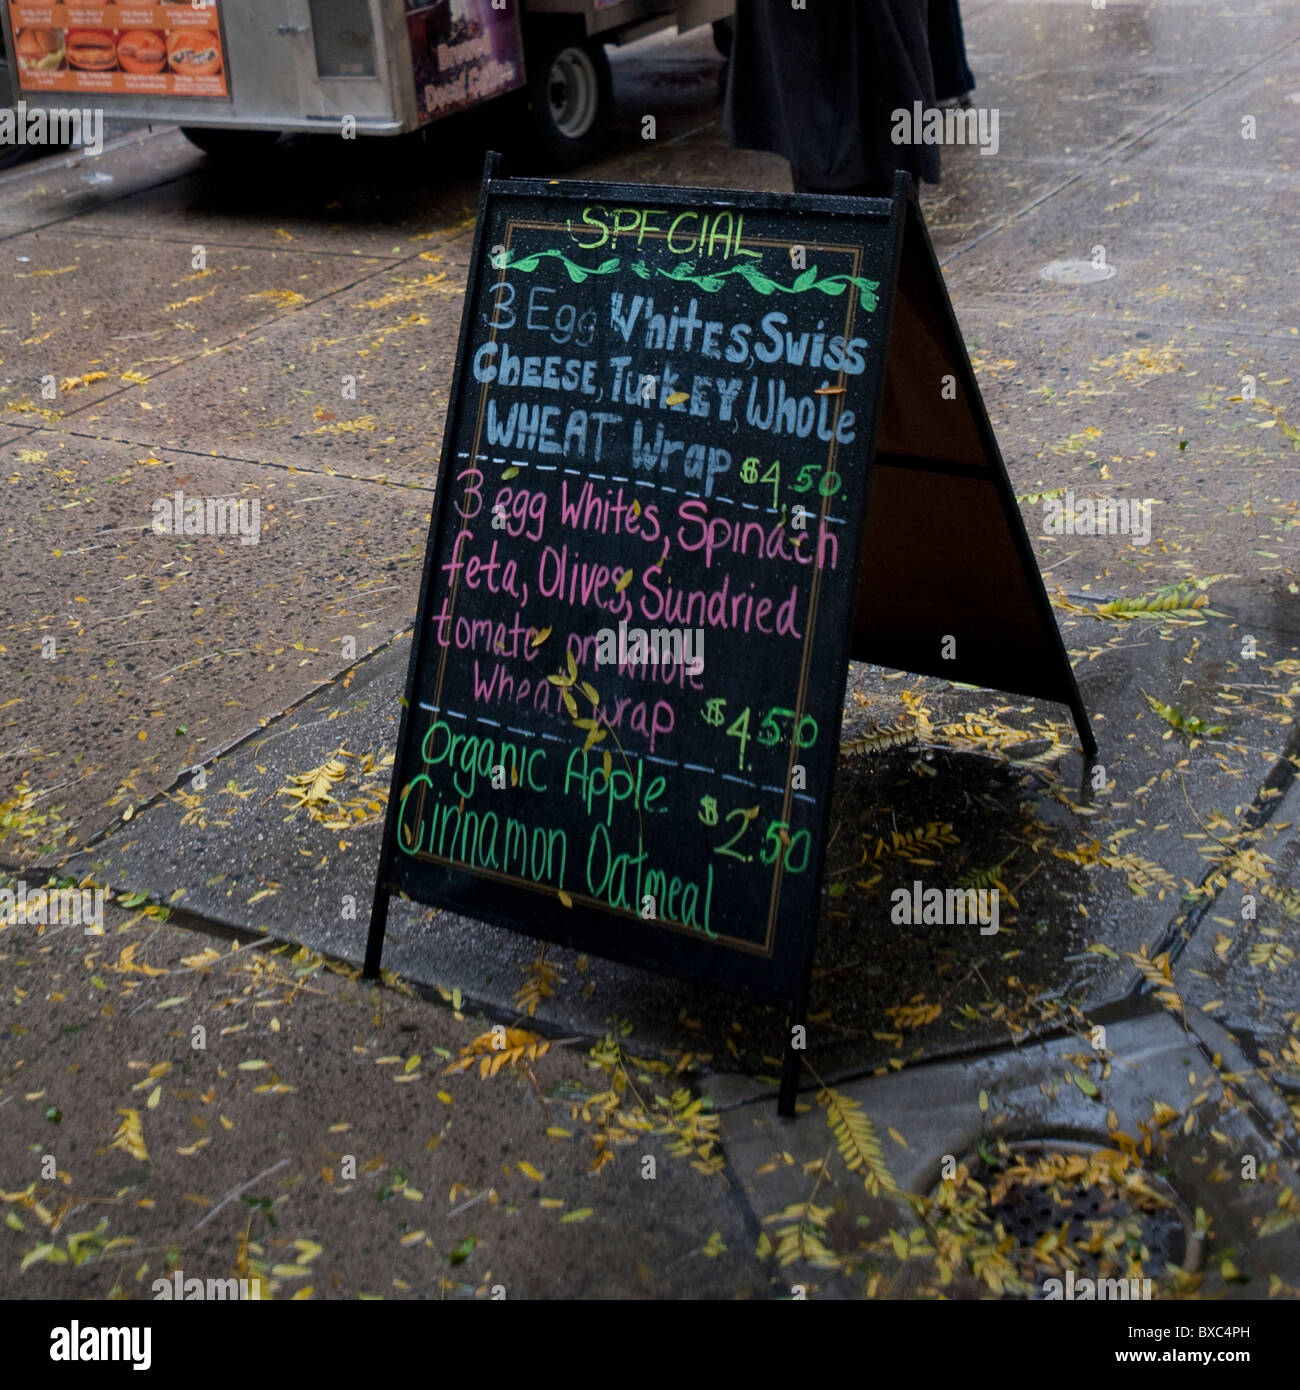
[457,451,846,524]
[418,703,570,744]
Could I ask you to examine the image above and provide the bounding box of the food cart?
[2,0,732,167]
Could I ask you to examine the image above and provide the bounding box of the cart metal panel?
[2,0,730,138]
[4,0,431,134]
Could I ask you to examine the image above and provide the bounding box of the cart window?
[309,0,377,77]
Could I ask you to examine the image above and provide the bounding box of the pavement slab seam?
[18,224,414,263]
[952,301,1300,348]
[0,172,197,248]
[0,627,417,875]
[5,424,442,493]
[6,225,474,440]
[952,296,1300,340]
[1181,1006,1298,1158]
[769,991,1299,1170]
[941,32,1300,272]
[1149,720,1300,967]
[0,124,166,187]
[939,170,1091,269]
[749,990,1150,1107]
[41,266,413,429]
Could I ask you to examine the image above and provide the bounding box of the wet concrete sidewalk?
[2,0,1299,1301]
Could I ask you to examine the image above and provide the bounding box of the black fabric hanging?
[724,0,941,193]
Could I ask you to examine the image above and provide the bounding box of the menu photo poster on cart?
[8,1,228,97]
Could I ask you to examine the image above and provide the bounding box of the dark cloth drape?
[928,0,975,103]
[723,0,940,193]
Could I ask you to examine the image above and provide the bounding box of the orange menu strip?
[16,70,227,94]
[11,4,222,26]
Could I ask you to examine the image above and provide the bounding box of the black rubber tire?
[180,127,282,161]
[712,17,734,58]
[520,21,612,171]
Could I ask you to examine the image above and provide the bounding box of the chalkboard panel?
[376,158,902,1006]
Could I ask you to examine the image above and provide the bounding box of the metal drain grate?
[986,1176,1190,1274]
[952,1139,1202,1283]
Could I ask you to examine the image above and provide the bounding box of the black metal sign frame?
[365,157,1094,1117]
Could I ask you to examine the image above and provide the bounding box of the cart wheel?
[712,18,734,58]
[180,127,282,161]
[522,23,612,170]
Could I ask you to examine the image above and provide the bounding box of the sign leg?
[778,1037,802,1118]
[778,999,808,1118]
[363,885,390,981]
[1067,687,1098,761]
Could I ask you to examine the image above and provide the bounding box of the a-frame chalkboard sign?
[365,156,1094,1115]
